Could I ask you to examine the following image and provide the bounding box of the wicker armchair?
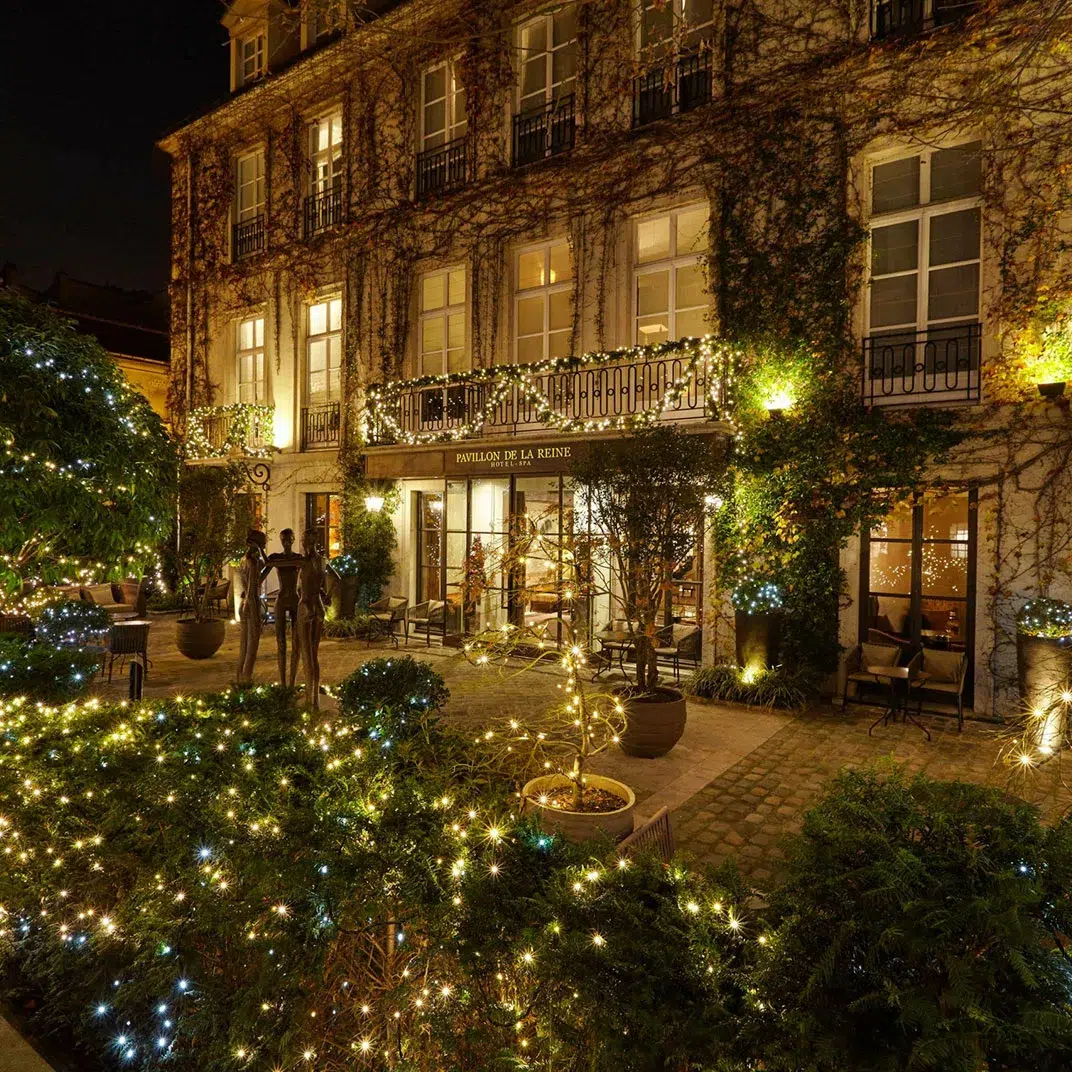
[843,640,904,708]
[407,600,446,645]
[368,596,408,646]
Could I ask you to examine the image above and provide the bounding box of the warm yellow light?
[271,410,292,450]
[364,495,385,513]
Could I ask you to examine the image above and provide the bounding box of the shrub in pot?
[327,553,361,618]
[732,578,785,672]
[1016,596,1072,713]
[175,464,253,660]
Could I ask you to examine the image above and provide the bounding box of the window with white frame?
[634,204,709,344]
[309,113,343,195]
[422,62,467,151]
[867,141,982,345]
[419,267,467,376]
[237,316,266,404]
[518,7,577,113]
[237,32,265,86]
[639,0,714,60]
[515,241,573,364]
[310,0,344,43]
[236,150,265,223]
[306,297,342,401]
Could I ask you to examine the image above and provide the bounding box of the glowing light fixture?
[364,495,385,513]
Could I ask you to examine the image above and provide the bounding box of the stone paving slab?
[0,1013,55,1072]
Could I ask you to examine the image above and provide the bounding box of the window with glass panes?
[236,316,265,403]
[305,492,342,558]
[639,0,714,60]
[417,491,445,603]
[236,150,265,223]
[867,142,982,344]
[518,7,577,112]
[306,297,342,401]
[422,62,467,150]
[634,205,709,343]
[515,242,573,363]
[419,268,466,375]
[309,113,343,195]
[238,33,265,85]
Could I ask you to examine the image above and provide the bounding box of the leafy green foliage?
[1017,596,1072,638]
[0,635,97,702]
[0,293,177,600]
[322,611,372,638]
[340,468,398,608]
[685,664,815,710]
[31,599,112,647]
[752,768,1072,1072]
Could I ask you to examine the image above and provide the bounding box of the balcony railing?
[187,403,274,460]
[301,401,341,450]
[416,136,468,199]
[633,51,714,128]
[232,215,266,260]
[512,94,576,168]
[365,340,735,446]
[303,187,344,238]
[862,323,981,407]
[871,0,978,40]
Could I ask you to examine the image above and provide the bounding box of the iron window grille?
[512,94,576,168]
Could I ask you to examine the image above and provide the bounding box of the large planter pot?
[176,618,226,660]
[335,575,360,619]
[1017,632,1072,709]
[735,610,783,670]
[616,685,687,758]
[521,774,636,844]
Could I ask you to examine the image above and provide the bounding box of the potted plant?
[462,535,488,631]
[464,619,634,844]
[327,553,361,618]
[571,426,723,757]
[732,577,785,674]
[1016,596,1072,712]
[175,464,253,659]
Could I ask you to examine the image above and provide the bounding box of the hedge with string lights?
[0,293,177,606]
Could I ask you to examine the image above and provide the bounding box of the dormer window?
[238,31,266,86]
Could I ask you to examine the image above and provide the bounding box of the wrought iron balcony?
[512,94,575,168]
[871,0,978,40]
[862,323,981,407]
[187,403,274,459]
[633,51,713,128]
[301,401,341,450]
[303,187,344,238]
[416,136,468,200]
[364,339,735,446]
[232,215,266,260]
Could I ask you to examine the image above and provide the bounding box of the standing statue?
[236,529,266,685]
[260,528,304,686]
[297,529,330,708]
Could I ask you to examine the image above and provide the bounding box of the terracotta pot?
[1017,632,1072,709]
[735,610,783,670]
[616,685,687,758]
[176,617,226,660]
[521,774,635,844]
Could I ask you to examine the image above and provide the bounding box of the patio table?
[867,664,931,741]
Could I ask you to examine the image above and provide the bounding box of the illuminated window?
[639,0,714,60]
[514,241,573,364]
[236,150,265,223]
[422,62,467,150]
[517,7,577,112]
[237,32,265,86]
[309,113,343,196]
[633,204,709,344]
[305,492,342,557]
[419,268,467,376]
[236,317,266,404]
[306,298,342,402]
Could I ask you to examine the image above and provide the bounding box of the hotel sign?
[445,442,575,475]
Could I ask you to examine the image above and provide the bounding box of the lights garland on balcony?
[363,336,739,446]
[186,403,276,460]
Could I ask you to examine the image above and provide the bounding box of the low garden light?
[763,386,794,416]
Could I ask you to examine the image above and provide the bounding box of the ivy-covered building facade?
[162,0,1072,719]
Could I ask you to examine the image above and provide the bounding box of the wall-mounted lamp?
[704,494,724,510]
[1038,381,1067,400]
[364,495,385,513]
[764,387,794,417]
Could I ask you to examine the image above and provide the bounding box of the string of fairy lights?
[185,403,276,461]
[0,678,764,1070]
[363,337,740,446]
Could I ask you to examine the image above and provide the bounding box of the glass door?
[416,491,444,604]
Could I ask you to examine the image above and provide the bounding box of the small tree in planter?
[1014,596,1072,757]
[571,425,724,755]
[175,464,252,658]
[732,577,785,675]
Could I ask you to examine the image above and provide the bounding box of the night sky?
[0,1,228,294]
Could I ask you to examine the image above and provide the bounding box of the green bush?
[1017,596,1072,639]
[322,611,372,638]
[685,663,815,709]
[731,578,784,613]
[0,634,98,702]
[752,768,1072,1072]
[32,598,111,647]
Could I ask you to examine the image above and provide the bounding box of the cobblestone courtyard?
[90,613,1072,883]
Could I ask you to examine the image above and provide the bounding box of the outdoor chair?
[842,640,903,709]
[913,648,968,731]
[615,807,675,864]
[367,596,408,646]
[595,619,636,679]
[83,583,137,619]
[120,578,151,619]
[407,600,446,645]
[106,620,151,682]
[654,624,702,683]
